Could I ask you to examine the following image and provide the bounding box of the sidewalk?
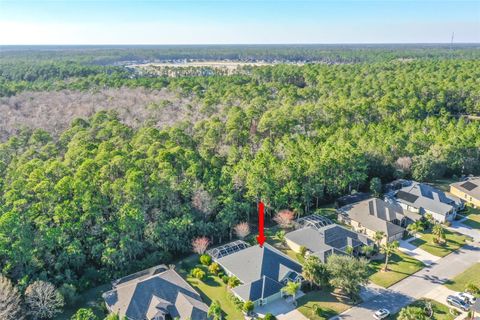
[398,237,441,266]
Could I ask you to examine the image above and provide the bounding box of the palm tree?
[282,281,301,306]
[398,306,427,320]
[302,256,328,289]
[432,223,446,244]
[374,231,385,248]
[380,240,399,271]
[406,221,423,237]
[361,245,375,258]
[345,245,354,256]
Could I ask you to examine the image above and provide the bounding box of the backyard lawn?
[444,263,480,293]
[431,178,458,192]
[297,289,352,320]
[461,206,480,229]
[410,230,469,257]
[391,299,456,320]
[369,250,424,288]
[55,284,110,320]
[177,255,244,320]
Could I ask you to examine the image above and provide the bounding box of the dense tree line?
[0,50,479,311]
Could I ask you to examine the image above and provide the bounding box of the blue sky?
[0,1,478,44]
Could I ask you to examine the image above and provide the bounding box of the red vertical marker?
[256,201,266,247]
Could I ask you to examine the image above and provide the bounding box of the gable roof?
[103,267,208,320]
[451,177,480,200]
[340,198,406,236]
[214,243,302,301]
[395,182,457,216]
[285,224,372,261]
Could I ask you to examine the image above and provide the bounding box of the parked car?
[458,292,477,304]
[373,309,390,319]
[447,295,470,311]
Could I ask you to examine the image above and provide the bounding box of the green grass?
[431,178,458,192]
[461,206,480,229]
[297,289,352,320]
[444,263,480,292]
[391,299,456,320]
[369,250,425,288]
[410,229,468,257]
[55,284,110,320]
[177,255,244,320]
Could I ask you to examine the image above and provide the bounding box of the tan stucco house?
[450,177,480,208]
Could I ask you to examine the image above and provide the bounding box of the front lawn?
[177,255,244,320]
[297,289,352,320]
[444,263,480,293]
[369,251,424,288]
[461,206,480,229]
[410,230,468,257]
[392,299,456,320]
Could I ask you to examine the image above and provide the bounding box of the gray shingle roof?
[340,198,406,236]
[103,267,208,320]
[285,224,372,262]
[396,182,457,216]
[215,243,302,301]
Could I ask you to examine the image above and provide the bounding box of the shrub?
[227,276,240,288]
[466,282,479,294]
[299,245,308,257]
[221,275,229,284]
[243,300,254,314]
[199,254,212,266]
[191,267,206,280]
[227,292,244,311]
[264,313,276,320]
[208,262,221,275]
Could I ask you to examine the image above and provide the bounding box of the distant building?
[392,181,462,223]
[450,177,480,208]
[102,265,208,320]
[207,241,302,307]
[285,216,372,262]
[338,198,407,243]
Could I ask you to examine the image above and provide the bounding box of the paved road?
[334,242,480,319]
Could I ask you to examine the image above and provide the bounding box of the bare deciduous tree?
[234,222,250,239]
[0,275,25,320]
[192,187,214,217]
[273,210,295,228]
[395,156,412,173]
[192,236,210,255]
[25,280,64,320]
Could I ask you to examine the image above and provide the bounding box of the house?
[285,217,372,262]
[207,241,303,307]
[450,177,480,208]
[392,181,462,223]
[338,198,407,243]
[102,265,208,320]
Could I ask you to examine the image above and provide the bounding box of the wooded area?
[0,45,479,315]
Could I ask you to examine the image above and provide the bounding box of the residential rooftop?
[451,177,480,200]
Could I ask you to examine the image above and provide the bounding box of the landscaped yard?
[391,299,456,320]
[410,230,469,257]
[461,206,480,229]
[444,263,480,293]
[297,289,352,320]
[369,250,425,288]
[431,178,459,192]
[177,255,244,320]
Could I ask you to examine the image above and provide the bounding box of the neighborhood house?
[102,265,208,320]
[338,198,407,243]
[207,241,303,307]
[285,215,372,261]
[450,177,480,208]
[392,181,462,223]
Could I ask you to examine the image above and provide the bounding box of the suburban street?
[335,241,480,319]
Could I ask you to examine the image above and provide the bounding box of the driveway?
[448,216,480,242]
[334,242,480,320]
[255,292,308,320]
[398,238,441,266]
